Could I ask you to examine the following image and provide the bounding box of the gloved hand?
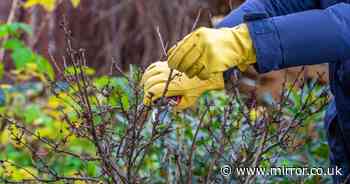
[141,61,224,110]
[167,23,256,80]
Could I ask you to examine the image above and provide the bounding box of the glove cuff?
[227,23,257,72]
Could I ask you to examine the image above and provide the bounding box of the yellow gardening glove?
[167,23,256,80]
[141,61,224,110]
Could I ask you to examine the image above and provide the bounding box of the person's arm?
[216,0,320,28]
[248,3,350,73]
[166,1,348,80]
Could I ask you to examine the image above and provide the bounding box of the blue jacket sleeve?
[248,3,350,73]
[216,0,319,28]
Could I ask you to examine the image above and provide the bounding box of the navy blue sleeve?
[248,3,350,73]
[216,0,319,28]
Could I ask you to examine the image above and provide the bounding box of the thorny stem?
[60,19,128,183]
[156,9,202,105]
[155,26,174,103]
[244,123,268,184]
[187,107,209,184]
